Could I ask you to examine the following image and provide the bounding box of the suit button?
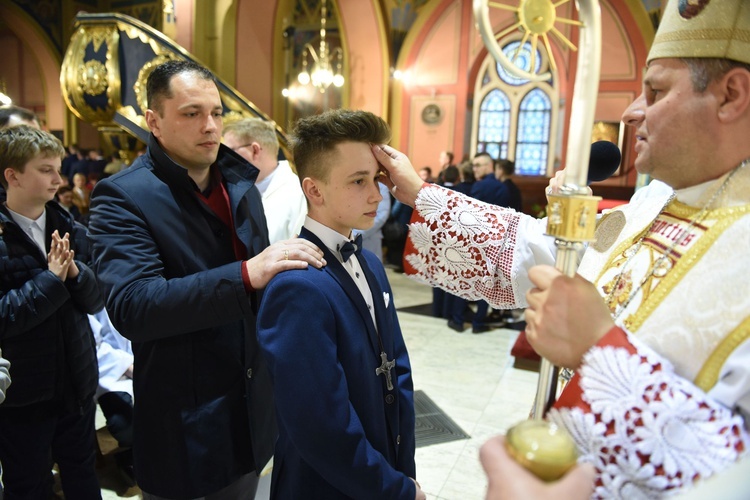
[385,394,395,404]
[246,368,253,379]
[397,435,401,445]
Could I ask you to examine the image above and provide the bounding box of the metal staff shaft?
[531,0,603,417]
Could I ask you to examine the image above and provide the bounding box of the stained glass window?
[516,89,551,175]
[473,39,556,177]
[496,41,542,86]
[477,89,510,161]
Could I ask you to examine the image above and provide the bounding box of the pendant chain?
[608,158,750,321]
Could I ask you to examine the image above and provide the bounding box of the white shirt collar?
[5,204,47,254]
[304,216,350,262]
[303,215,377,328]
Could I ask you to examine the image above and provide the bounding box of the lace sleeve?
[549,327,748,498]
[404,184,553,309]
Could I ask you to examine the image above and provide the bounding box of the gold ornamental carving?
[546,193,602,242]
[79,60,108,96]
[134,54,175,114]
[61,24,121,125]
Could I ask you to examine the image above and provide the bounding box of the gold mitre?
[648,0,750,65]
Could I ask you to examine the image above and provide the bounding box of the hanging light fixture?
[297,0,344,93]
[0,80,11,106]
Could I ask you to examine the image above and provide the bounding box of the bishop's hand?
[371,144,423,208]
[524,265,614,369]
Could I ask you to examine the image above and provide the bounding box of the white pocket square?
[383,292,390,309]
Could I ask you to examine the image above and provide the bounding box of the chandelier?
[297,0,344,93]
[0,80,11,106]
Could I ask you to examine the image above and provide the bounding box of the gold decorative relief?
[60,23,121,125]
[79,60,108,96]
[134,54,175,113]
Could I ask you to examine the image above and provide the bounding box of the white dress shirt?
[5,205,46,257]
[304,216,377,328]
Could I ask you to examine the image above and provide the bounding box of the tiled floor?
[98,268,538,499]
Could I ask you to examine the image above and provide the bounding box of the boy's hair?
[147,59,217,115]
[0,105,38,128]
[459,160,475,183]
[223,118,279,153]
[290,109,391,183]
[57,185,73,196]
[0,125,64,188]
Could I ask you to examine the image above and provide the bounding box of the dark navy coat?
[257,228,416,499]
[88,135,275,498]
[470,173,511,207]
[0,201,101,409]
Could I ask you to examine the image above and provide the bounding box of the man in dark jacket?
[0,125,103,499]
[88,60,325,499]
[467,153,511,333]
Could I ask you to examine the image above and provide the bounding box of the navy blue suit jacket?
[88,135,275,498]
[257,227,416,499]
[470,173,511,207]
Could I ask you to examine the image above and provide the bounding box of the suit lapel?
[299,228,380,355]
[357,253,392,352]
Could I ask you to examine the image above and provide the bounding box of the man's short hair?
[0,125,64,188]
[443,165,460,183]
[683,57,750,93]
[57,185,73,196]
[146,59,217,114]
[290,109,391,183]
[223,118,279,154]
[443,151,454,163]
[473,152,494,162]
[496,159,515,176]
[0,105,39,128]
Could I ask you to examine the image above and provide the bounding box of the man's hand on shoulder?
[244,238,326,289]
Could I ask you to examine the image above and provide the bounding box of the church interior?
[0,0,670,498]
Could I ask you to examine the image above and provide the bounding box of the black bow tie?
[339,234,363,262]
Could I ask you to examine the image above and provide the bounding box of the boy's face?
[58,190,73,206]
[5,154,63,206]
[73,173,87,188]
[308,141,384,237]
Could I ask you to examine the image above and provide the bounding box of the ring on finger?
[284,249,289,260]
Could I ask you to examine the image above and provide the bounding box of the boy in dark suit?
[257,110,424,500]
[0,125,103,498]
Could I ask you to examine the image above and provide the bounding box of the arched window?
[472,40,559,176]
[477,89,510,161]
[516,88,552,175]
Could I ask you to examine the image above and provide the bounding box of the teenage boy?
[256,109,425,500]
[0,125,102,498]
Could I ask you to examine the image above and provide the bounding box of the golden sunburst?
[486,0,582,75]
